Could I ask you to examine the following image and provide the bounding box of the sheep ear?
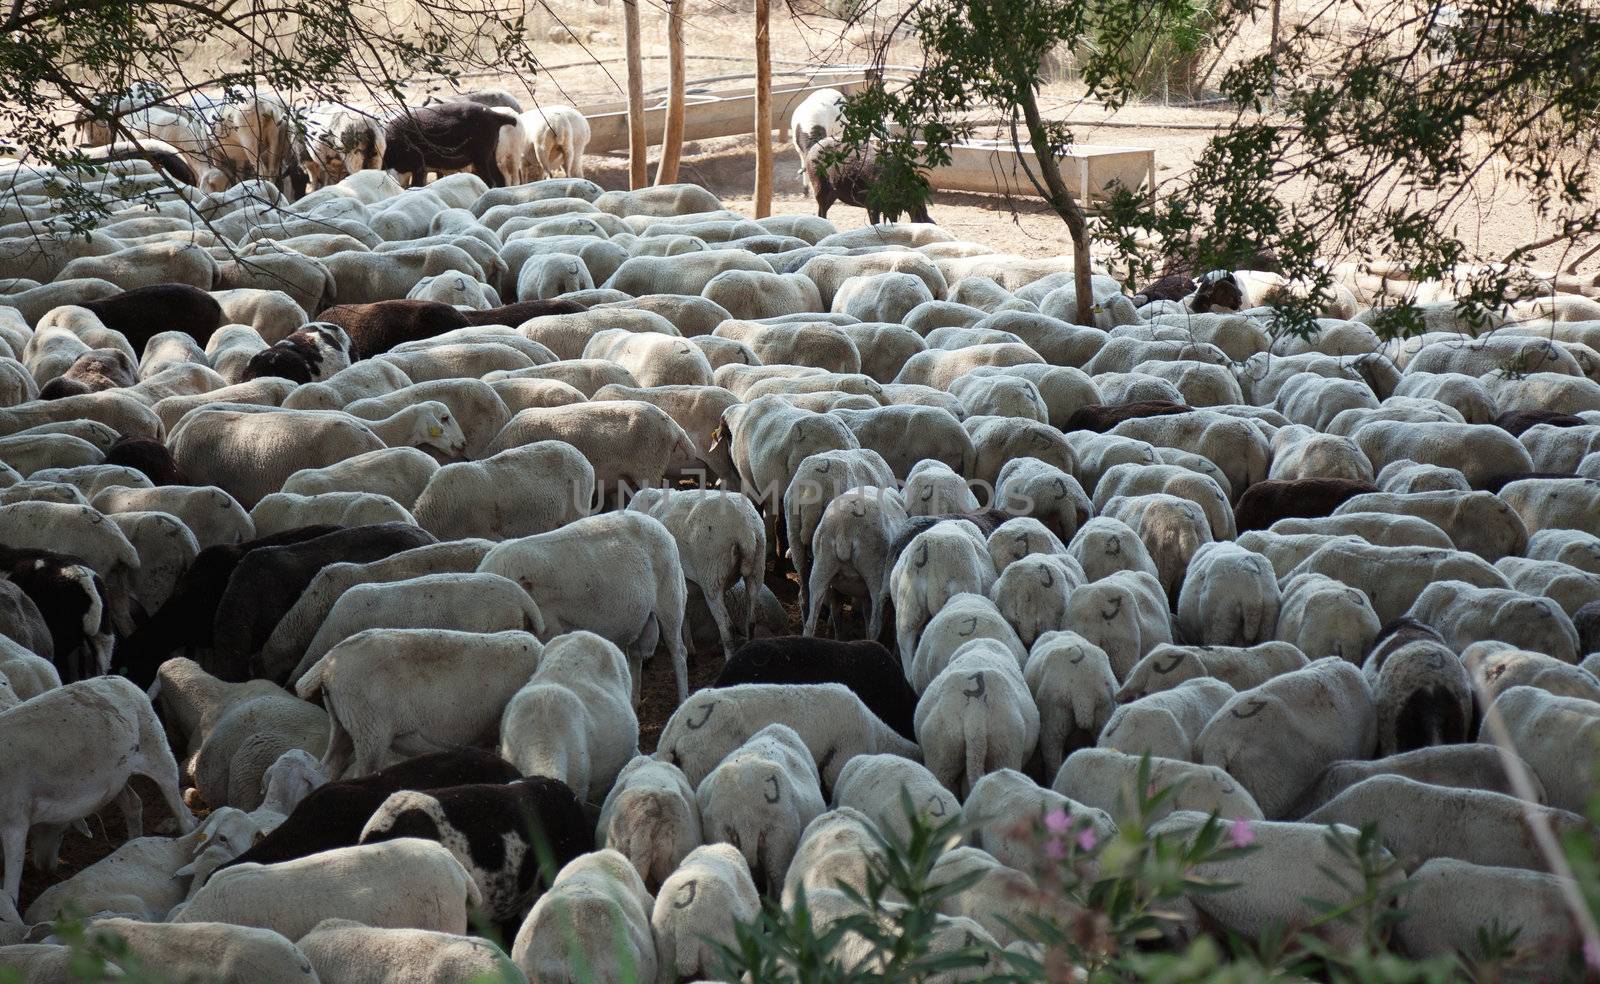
[174,861,198,878]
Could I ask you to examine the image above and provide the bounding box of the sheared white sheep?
[289,572,545,686]
[1392,858,1582,977]
[1150,811,1398,950]
[784,447,897,615]
[412,440,593,542]
[477,510,689,703]
[1,675,194,904]
[966,768,1116,870]
[85,918,318,984]
[1283,540,1509,624]
[295,919,516,984]
[596,756,702,892]
[1062,569,1172,680]
[250,490,416,538]
[915,639,1040,796]
[1054,747,1264,823]
[1305,773,1585,871]
[1195,657,1377,819]
[910,591,1027,692]
[499,631,637,805]
[281,446,440,511]
[511,849,656,984]
[1274,572,1381,662]
[1066,515,1161,583]
[296,628,543,779]
[779,806,882,908]
[1098,677,1236,762]
[889,520,998,668]
[695,723,826,892]
[994,456,1094,543]
[1113,643,1312,704]
[24,806,262,924]
[1097,493,1213,603]
[651,843,760,982]
[1175,542,1280,647]
[169,402,466,508]
[805,485,907,638]
[902,459,979,516]
[1094,461,1234,542]
[1485,685,1600,814]
[1363,629,1472,756]
[256,540,495,683]
[831,753,959,845]
[628,487,765,659]
[91,484,254,551]
[990,553,1085,648]
[655,683,921,790]
[175,837,481,939]
[1406,579,1580,661]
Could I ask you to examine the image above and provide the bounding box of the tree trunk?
[623,0,648,189]
[753,0,773,218]
[1016,85,1094,325]
[655,0,687,185]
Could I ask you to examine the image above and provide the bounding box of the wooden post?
[623,0,648,189]
[655,0,687,185]
[753,0,772,217]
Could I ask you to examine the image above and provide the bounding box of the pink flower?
[1045,837,1067,861]
[1585,938,1600,971]
[1228,818,1256,848]
[1044,808,1072,834]
[1075,827,1097,852]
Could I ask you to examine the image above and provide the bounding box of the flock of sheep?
[0,78,1597,982]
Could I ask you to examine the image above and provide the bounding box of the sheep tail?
[294,655,330,700]
[963,700,987,798]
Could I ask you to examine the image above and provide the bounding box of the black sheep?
[316,299,470,358]
[1232,478,1378,532]
[459,298,588,328]
[0,546,113,683]
[383,102,518,189]
[1063,400,1194,433]
[803,136,932,225]
[359,776,592,927]
[1132,274,1195,306]
[79,283,223,356]
[1575,600,1600,656]
[103,437,187,486]
[116,524,341,688]
[1493,408,1588,437]
[241,323,350,384]
[220,749,522,870]
[1191,270,1246,312]
[715,636,918,740]
[207,523,436,683]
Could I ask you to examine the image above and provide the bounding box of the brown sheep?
[803,136,932,225]
[1232,477,1378,533]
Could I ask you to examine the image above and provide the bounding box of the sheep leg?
[134,761,195,836]
[804,555,835,637]
[319,710,355,780]
[349,729,390,780]
[1,823,23,906]
[739,577,757,645]
[115,783,143,840]
[703,586,737,664]
[656,608,689,704]
[629,617,660,708]
[479,153,505,189]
